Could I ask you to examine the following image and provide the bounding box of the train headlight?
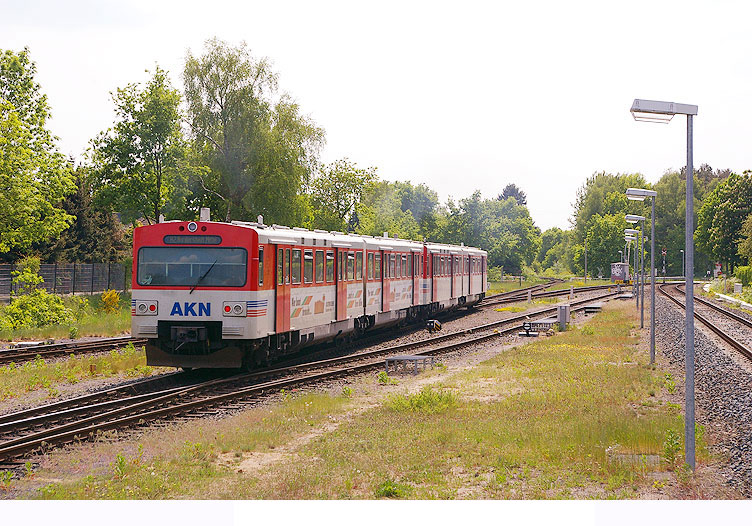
[135,301,158,316]
[223,302,246,317]
[187,221,198,232]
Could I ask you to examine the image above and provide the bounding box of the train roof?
[225,221,486,255]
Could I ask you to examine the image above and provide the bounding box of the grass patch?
[19,303,706,499]
[0,343,155,401]
[26,391,353,499]
[0,292,132,342]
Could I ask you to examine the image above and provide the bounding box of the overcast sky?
[4,0,751,230]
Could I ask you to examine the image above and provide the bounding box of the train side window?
[304,250,313,284]
[277,248,283,285]
[396,254,401,278]
[315,250,324,282]
[368,253,374,280]
[356,252,363,280]
[347,252,355,280]
[408,253,413,277]
[401,255,407,277]
[390,254,395,278]
[284,249,290,284]
[326,251,334,282]
[292,249,301,284]
[375,253,381,278]
[259,247,265,285]
[338,252,343,281]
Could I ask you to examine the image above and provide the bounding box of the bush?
[11,256,44,295]
[735,266,752,287]
[101,290,121,314]
[1,289,75,330]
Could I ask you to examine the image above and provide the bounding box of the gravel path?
[656,295,752,495]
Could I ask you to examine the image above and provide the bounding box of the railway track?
[0,290,616,465]
[480,283,615,308]
[0,336,147,366]
[659,283,752,361]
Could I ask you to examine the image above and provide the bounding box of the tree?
[91,67,186,224]
[0,49,74,254]
[572,214,626,277]
[183,38,324,223]
[738,213,752,264]
[695,171,752,272]
[538,227,569,271]
[37,167,129,262]
[499,183,527,205]
[309,158,377,232]
[356,181,421,240]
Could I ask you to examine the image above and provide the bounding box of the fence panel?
[0,262,129,302]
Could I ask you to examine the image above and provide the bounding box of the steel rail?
[658,283,752,361]
[0,291,615,462]
[0,337,147,366]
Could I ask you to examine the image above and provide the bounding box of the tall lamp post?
[680,249,685,278]
[626,215,647,330]
[626,192,657,366]
[625,228,642,312]
[618,250,623,263]
[631,98,698,470]
[625,235,637,301]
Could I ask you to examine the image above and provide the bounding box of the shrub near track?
[19,303,710,499]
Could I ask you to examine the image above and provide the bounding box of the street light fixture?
[626,228,642,311]
[626,191,657,365]
[626,216,647,330]
[630,97,698,470]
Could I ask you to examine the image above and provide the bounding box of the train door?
[468,257,473,295]
[382,250,390,312]
[336,248,347,321]
[450,255,455,298]
[431,253,437,302]
[412,252,420,305]
[275,245,291,333]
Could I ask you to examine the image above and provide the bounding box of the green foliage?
[662,429,681,469]
[499,183,527,205]
[91,66,187,225]
[696,171,752,271]
[37,167,130,262]
[11,255,43,295]
[663,373,676,394]
[341,386,353,398]
[377,371,396,385]
[0,48,75,252]
[309,158,377,231]
[0,470,12,491]
[374,479,411,499]
[737,214,752,264]
[183,38,324,224]
[431,191,539,273]
[735,266,752,287]
[538,227,570,271]
[0,258,73,330]
[386,386,457,414]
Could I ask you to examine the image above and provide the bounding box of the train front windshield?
[137,247,247,287]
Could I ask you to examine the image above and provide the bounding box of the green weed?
[386,386,457,414]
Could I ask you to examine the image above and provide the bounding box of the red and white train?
[132,219,487,369]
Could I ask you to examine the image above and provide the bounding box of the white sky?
[3,0,752,230]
